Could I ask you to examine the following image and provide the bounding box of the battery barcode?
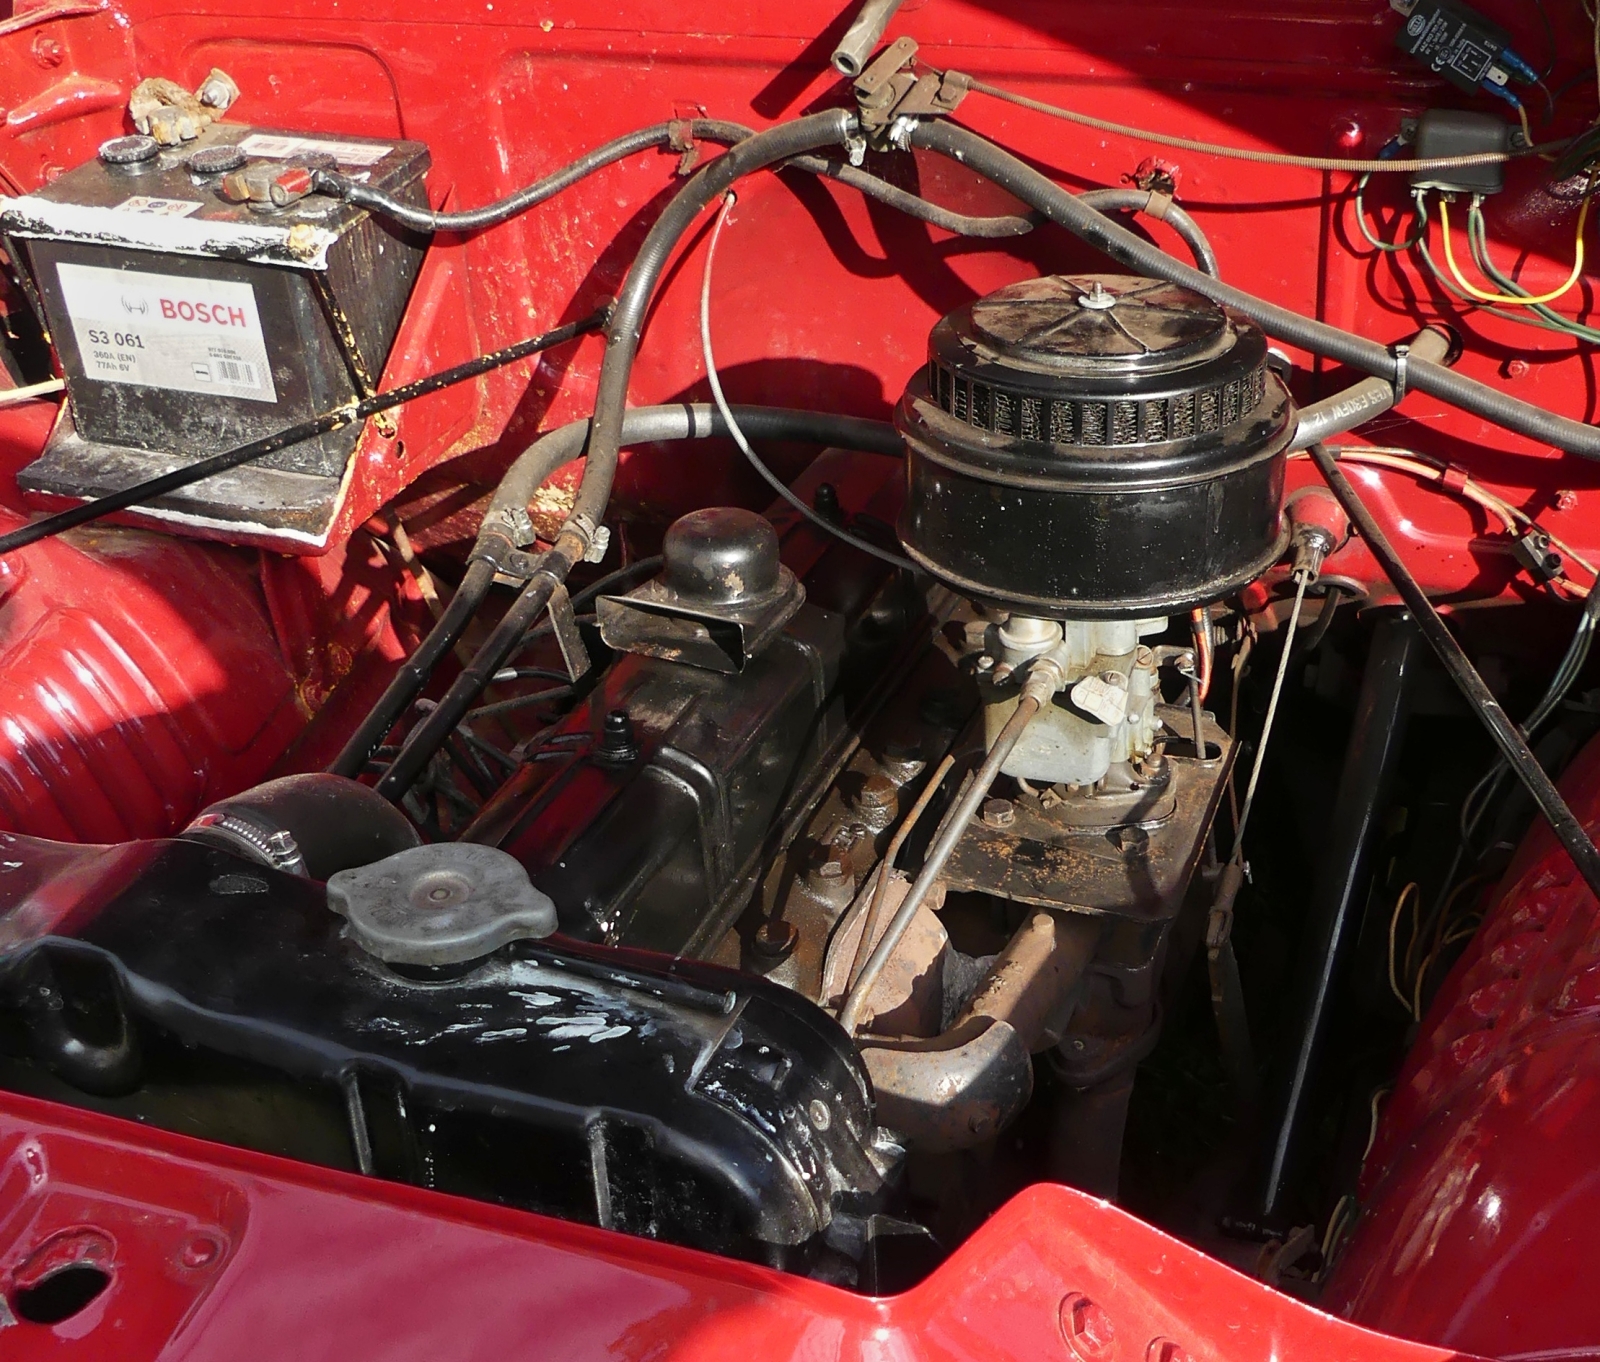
[218,360,257,387]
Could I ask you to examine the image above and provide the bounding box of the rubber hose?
[572,111,860,535]
[910,121,1600,460]
[1077,187,1219,276]
[1290,327,1454,450]
[367,401,898,801]
[485,402,900,529]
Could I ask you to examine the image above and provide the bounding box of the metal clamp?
[1389,341,1411,404]
[851,37,967,145]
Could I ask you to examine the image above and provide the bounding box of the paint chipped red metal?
[0,1088,1481,1362]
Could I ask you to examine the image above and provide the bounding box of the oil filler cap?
[326,843,558,966]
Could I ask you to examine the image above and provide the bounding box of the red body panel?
[1325,737,1600,1358]
[0,1089,1476,1362]
[0,0,1597,1353]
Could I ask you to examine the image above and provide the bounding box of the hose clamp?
[1389,341,1411,404]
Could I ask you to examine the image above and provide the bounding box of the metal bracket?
[472,532,544,582]
[852,37,968,145]
[547,582,593,683]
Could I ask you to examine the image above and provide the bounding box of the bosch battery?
[0,123,429,547]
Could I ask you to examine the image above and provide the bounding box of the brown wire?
[956,73,1566,173]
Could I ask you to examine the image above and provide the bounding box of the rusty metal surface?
[861,1015,1033,1152]
[956,909,1102,1051]
[941,707,1234,923]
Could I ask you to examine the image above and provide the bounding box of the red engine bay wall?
[0,0,1599,1352]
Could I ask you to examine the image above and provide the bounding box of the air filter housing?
[895,274,1293,618]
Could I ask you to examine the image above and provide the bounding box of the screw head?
[181,1235,221,1268]
[982,798,1016,829]
[1059,1294,1116,1362]
[1556,488,1579,512]
[808,1098,832,1130]
[752,917,797,960]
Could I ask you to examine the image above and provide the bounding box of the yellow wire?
[1516,100,1533,155]
[1439,193,1589,306]
[1388,882,1419,1014]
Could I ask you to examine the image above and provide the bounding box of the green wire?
[1413,192,1599,342]
[1354,174,1425,252]
[1466,197,1600,343]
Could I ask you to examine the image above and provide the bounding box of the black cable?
[334,404,896,781]
[467,686,576,724]
[315,122,750,234]
[1298,585,1344,654]
[1309,442,1600,900]
[1531,0,1556,80]
[909,121,1600,460]
[316,117,1048,241]
[0,308,609,561]
[569,555,665,612]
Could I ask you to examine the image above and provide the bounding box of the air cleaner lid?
[967,275,1231,375]
[923,272,1270,452]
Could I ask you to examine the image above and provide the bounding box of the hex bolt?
[596,710,640,765]
[852,773,898,815]
[981,797,1016,829]
[1059,1294,1116,1362]
[752,917,798,960]
[1113,825,1151,860]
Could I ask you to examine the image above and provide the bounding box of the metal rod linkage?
[839,663,1059,1034]
[1309,442,1600,900]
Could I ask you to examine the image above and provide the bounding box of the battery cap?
[188,144,248,176]
[98,134,159,167]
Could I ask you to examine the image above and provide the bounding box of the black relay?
[1391,0,1520,96]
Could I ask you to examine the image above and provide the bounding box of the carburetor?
[898,272,1293,798]
[838,273,1298,1185]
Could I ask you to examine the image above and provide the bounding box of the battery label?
[237,133,392,167]
[55,262,278,404]
[114,195,203,218]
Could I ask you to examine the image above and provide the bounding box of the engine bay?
[1,0,1599,1349]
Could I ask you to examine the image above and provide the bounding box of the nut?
[981,798,1016,829]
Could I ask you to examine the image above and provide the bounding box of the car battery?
[0,123,430,547]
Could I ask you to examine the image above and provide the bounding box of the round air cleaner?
[895,274,1293,618]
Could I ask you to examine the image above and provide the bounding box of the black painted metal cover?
[0,838,889,1271]
[896,274,1294,617]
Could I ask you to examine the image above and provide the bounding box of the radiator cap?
[327,843,557,966]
